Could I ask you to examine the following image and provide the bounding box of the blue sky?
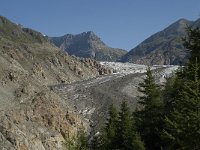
[0,0,200,50]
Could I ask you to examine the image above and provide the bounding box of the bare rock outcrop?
[0,16,112,149]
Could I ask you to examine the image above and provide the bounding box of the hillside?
[0,16,112,149]
[52,62,178,134]
[120,18,200,65]
[49,31,127,62]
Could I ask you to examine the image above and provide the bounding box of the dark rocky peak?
[79,31,96,36]
[85,31,99,39]
[62,31,98,39]
[49,31,126,61]
[177,18,191,24]
[120,18,196,65]
[63,33,74,39]
[163,18,193,36]
[75,31,104,44]
[57,31,106,48]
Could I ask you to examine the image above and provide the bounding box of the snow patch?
[100,61,179,82]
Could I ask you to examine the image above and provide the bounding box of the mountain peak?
[120,18,200,65]
[49,31,126,61]
[86,31,96,35]
[177,18,190,23]
[62,31,98,39]
[79,31,100,41]
[174,18,192,27]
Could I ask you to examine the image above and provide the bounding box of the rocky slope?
[49,31,127,62]
[0,16,112,149]
[120,18,200,65]
[52,62,179,134]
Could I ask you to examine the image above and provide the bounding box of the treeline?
[65,27,200,150]
[95,27,200,150]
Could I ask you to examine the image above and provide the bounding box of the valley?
[51,62,179,134]
[0,13,197,149]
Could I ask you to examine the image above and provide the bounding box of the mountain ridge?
[49,31,127,62]
[120,18,199,65]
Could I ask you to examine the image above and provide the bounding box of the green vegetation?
[64,129,89,150]
[91,27,200,150]
[100,101,145,150]
[162,27,200,149]
[135,66,164,149]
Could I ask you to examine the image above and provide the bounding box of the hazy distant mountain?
[120,18,200,65]
[49,31,127,61]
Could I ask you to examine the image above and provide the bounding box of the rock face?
[120,18,200,65]
[0,16,112,149]
[49,31,127,62]
[0,91,85,150]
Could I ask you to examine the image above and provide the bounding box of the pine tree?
[135,67,164,150]
[117,101,134,149]
[101,102,145,150]
[163,27,200,149]
[90,134,103,150]
[183,27,200,65]
[102,104,119,149]
[118,101,145,150]
[131,134,145,150]
[162,73,184,116]
[164,59,200,149]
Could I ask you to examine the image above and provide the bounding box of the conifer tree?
[162,74,184,116]
[131,134,145,150]
[164,59,200,149]
[118,101,145,150]
[101,102,145,150]
[102,104,119,149]
[135,67,164,150]
[117,101,134,149]
[163,27,200,149]
[183,27,200,65]
[90,134,103,150]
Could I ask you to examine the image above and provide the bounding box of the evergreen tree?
[90,134,103,150]
[131,134,145,150]
[162,73,184,116]
[135,67,164,150]
[117,101,134,149]
[183,27,200,65]
[163,27,200,149]
[118,101,145,150]
[101,102,145,150]
[164,59,200,149]
[102,104,119,149]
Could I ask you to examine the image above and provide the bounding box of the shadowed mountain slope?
[120,18,200,65]
[49,31,127,62]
